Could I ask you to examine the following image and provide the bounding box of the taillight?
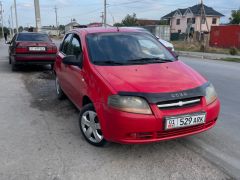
[15,43,28,53]
[48,46,57,53]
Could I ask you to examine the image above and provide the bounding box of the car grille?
[157,97,201,110]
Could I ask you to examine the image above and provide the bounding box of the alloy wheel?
[81,111,103,143]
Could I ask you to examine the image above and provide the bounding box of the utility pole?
[54,6,58,28]
[199,0,203,41]
[100,12,104,25]
[10,6,14,35]
[8,16,12,38]
[34,0,41,32]
[14,0,19,33]
[0,1,4,38]
[104,0,107,27]
[199,0,210,50]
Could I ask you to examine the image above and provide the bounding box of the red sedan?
[54,27,220,146]
[8,32,57,71]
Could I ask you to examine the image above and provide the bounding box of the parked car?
[54,27,220,146]
[8,32,57,70]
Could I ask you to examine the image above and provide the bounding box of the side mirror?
[62,54,83,67]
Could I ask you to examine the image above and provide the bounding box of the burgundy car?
[8,32,57,70]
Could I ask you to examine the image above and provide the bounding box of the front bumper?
[96,98,220,144]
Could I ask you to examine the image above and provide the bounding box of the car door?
[64,33,86,109]
[55,33,73,94]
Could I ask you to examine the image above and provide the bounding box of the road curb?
[177,51,240,61]
[177,52,222,60]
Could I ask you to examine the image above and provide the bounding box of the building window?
[212,18,217,24]
[187,18,191,24]
[178,30,181,33]
[176,19,180,25]
[192,18,196,24]
[201,18,206,24]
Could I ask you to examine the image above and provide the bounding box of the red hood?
[94,61,207,93]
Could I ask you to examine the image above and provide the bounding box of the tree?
[229,8,240,24]
[58,25,65,31]
[18,26,24,32]
[113,23,124,27]
[118,13,139,27]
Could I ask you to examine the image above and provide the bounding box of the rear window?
[17,33,50,42]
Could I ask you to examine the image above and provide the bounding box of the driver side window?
[61,34,73,55]
[68,35,82,59]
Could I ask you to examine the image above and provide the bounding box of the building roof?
[136,19,161,26]
[65,22,80,27]
[162,4,224,19]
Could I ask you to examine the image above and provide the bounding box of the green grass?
[221,58,240,63]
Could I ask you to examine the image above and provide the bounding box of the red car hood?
[94,61,207,93]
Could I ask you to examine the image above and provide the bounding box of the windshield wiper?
[93,60,126,65]
[127,58,173,64]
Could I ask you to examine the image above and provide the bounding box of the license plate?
[165,112,206,130]
[29,47,46,51]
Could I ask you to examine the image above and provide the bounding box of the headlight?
[205,83,217,105]
[108,95,152,115]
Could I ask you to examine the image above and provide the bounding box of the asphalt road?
[0,39,239,180]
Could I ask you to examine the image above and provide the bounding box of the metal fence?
[141,25,171,41]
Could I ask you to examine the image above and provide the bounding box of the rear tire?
[9,56,11,64]
[50,64,54,70]
[79,103,107,147]
[55,75,65,100]
[11,61,17,71]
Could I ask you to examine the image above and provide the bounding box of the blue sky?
[1,0,239,27]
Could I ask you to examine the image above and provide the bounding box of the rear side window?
[17,33,50,42]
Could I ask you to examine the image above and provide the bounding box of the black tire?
[79,103,107,147]
[50,64,54,70]
[9,56,11,64]
[55,75,65,100]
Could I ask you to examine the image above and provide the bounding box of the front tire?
[79,104,107,147]
[55,75,65,99]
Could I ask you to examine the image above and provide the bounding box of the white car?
[158,38,175,52]
[122,27,175,52]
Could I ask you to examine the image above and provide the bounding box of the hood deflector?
[118,82,209,104]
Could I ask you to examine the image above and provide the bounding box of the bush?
[229,47,238,55]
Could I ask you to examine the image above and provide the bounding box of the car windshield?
[87,32,176,65]
[17,33,50,42]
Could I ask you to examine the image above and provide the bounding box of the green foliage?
[122,13,139,26]
[113,23,124,27]
[114,13,139,27]
[158,20,169,25]
[18,26,24,32]
[59,25,65,31]
[229,8,240,24]
[229,47,238,55]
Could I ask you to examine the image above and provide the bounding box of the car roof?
[70,27,142,34]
